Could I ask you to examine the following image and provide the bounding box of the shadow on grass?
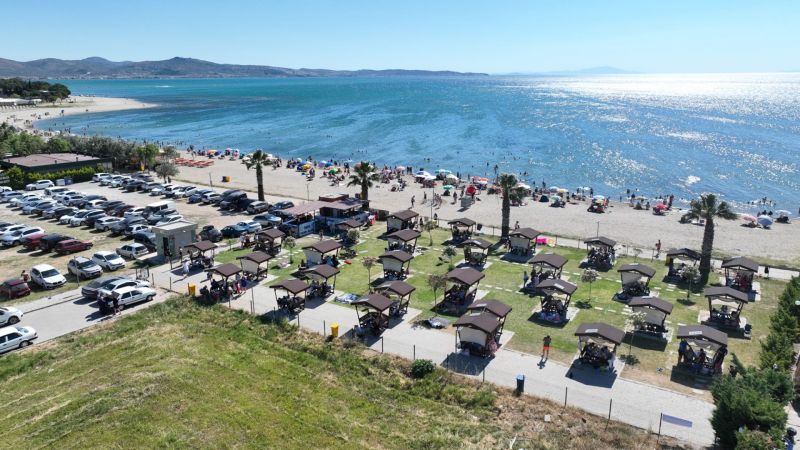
[622,334,668,352]
[669,365,713,390]
[575,300,593,309]
[527,312,570,328]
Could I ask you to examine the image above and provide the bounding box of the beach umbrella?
[442,185,454,190]
[436,169,452,174]
[466,185,477,195]
[776,210,791,217]
[654,204,668,211]
[548,186,559,193]
[396,165,406,171]
[757,215,774,227]
[740,214,757,223]
[445,174,459,181]
[557,188,569,194]
[592,195,605,201]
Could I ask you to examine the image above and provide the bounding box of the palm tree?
[684,194,738,282]
[427,273,447,308]
[497,173,526,239]
[362,256,378,290]
[136,143,159,171]
[244,149,269,201]
[347,161,379,203]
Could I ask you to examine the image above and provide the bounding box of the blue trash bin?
[516,374,525,392]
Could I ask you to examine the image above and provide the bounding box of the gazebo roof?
[302,264,340,279]
[462,238,492,250]
[303,239,343,254]
[353,293,394,312]
[182,240,217,253]
[530,252,568,269]
[677,324,728,347]
[210,263,242,278]
[377,280,416,297]
[379,250,414,263]
[270,278,310,294]
[337,218,363,229]
[618,263,656,278]
[584,236,616,248]
[387,228,421,242]
[237,251,273,264]
[447,217,476,227]
[574,322,625,345]
[721,256,759,273]
[466,299,512,319]
[666,248,701,261]
[388,209,419,221]
[454,311,501,335]
[536,278,578,296]
[258,228,286,240]
[704,286,749,303]
[629,296,674,315]
[509,227,541,240]
[446,267,485,286]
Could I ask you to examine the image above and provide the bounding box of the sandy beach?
[171,154,800,266]
[0,95,155,135]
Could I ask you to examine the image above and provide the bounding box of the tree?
[155,161,179,182]
[625,311,647,360]
[581,269,598,300]
[284,236,296,264]
[362,256,378,290]
[497,173,526,239]
[46,137,70,154]
[345,228,361,247]
[683,194,738,283]
[347,161,379,203]
[136,143,159,171]
[427,273,447,307]
[244,149,269,201]
[422,220,437,246]
[442,245,457,264]
[682,265,699,299]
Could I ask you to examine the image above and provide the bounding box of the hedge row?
[3,165,98,190]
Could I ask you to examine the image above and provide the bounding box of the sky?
[4,0,799,73]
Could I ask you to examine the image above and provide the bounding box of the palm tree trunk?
[500,193,511,238]
[361,181,368,202]
[699,217,715,282]
[256,165,265,201]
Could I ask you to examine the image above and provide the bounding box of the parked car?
[81,276,124,299]
[67,256,103,279]
[150,184,173,196]
[21,232,48,250]
[55,239,93,255]
[147,209,178,225]
[201,192,221,204]
[0,306,23,325]
[199,225,223,242]
[38,234,72,252]
[100,200,124,212]
[85,199,106,209]
[269,201,295,212]
[44,186,70,196]
[98,286,156,314]
[117,243,150,259]
[164,185,187,197]
[23,200,57,215]
[74,194,106,208]
[25,180,54,191]
[154,215,184,227]
[253,214,282,228]
[93,172,111,182]
[124,207,147,219]
[44,206,77,220]
[188,188,213,203]
[132,231,157,250]
[52,190,78,202]
[180,186,201,198]
[0,280,30,300]
[100,175,121,186]
[84,212,109,228]
[30,264,67,289]
[0,191,23,203]
[234,220,262,233]
[125,180,146,192]
[142,182,162,192]
[220,225,243,238]
[2,227,44,246]
[91,251,126,271]
[10,194,42,207]
[93,217,122,231]
[70,210,103,227]
[0,326,38,353]
[124,223,151,237]
[219,192,247,210]
[109,176,131,188]
[110,204,134,217]
[62,194,85,206]
[247,201,270,214]
[96,278,151,300]
[0,224,27,235]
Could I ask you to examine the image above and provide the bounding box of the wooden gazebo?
[376,280,415,317]
[209,263,242,283]
[466,299,512,336]
[721,256,758,293]
[665,248,700,280]
[181,240,217,269]
[438,267,485,312]
[704,286,749,330]
[386,228,421,253]
[302,240,342,266]
[301,264,340,298]
[454,311,503,358]
[254,228,286,256]
[508,227,541,256]
[584,236,616,269]
[628,296,673,336]
[676,324,729,376]
[379,250,413,280]
[236,251,272,280]
[448,218,476,242]
[575,322,625,369]
[617,263,656,300]
[534,278,578,324]
[461,238,491,266]
[354,293,394,335]
[530,252,568,280]
[270,278,310,314]
[387,209,419,233]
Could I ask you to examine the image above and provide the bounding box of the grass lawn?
[211,224,785,395]
[0,298,680,449]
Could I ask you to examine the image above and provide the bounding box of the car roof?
[95,250,116,256]
[73,256,92,263]
[32,263,57,271]
[113,286,139,294]
[0,326,25,337]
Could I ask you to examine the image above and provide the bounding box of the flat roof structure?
[0,152,112,173]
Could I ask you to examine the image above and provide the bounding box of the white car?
[23,200,57,215]
[30,264,67,289]
[60,210,85,225]
[61,194,85,205]
[25,180,54,191]
[235,220,262,233]
[44,186,70,196]
[100,175,121,186]
[93,173,111,182]
[67,256,103,279]
[124,224,150,236]
[10,194,42,207]
[0,306,23,326]
[0,326,37,353]
[95,216,124,231]
[91,251,127,271]
[164,185,186,197]
[98,286,156,313]
[0,224,26,234]
[201,192,221,204]
[155,215,184,227]
[109,176,131,188]
[0,191,23,203]
[70,210,104,227]
[150,184,173,196]
[1,226,44,246]
[124,207,147,219]
[85,199,106,209]
[97,278,151,299]
[116,243,150,259]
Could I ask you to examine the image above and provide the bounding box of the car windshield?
[79,261,95,268]
[41,269,59,277]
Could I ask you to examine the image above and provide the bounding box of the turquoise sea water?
[37,74,800,209]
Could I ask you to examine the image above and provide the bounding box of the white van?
[144,200,175,217]
[45,186,70,196]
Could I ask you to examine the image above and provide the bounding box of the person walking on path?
[655,239,662,257]
[112,296,120,316]
[542,335,552,359]
[522,270,529,289]
[678,338,688,364]
[182,259,190,279]
[411,195,415,208]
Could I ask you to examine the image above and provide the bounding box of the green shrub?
[411,359,435,379]
[734,428,780,450]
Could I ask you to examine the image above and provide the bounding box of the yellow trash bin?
[188,283,197,297]
[331,323,339,338]
[222,175,231,182]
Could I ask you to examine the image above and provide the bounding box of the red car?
[54,239,94,255]
[0,278,31,299]
[21,232,48,250]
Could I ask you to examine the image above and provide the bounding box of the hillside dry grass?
[0,298,683,449]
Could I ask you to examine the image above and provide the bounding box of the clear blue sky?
[4,0,799,73]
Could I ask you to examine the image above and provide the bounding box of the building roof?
[353,293,394,312]
[379,250,414,263]
[303,239,342,254]
[388,209,419,221]
[387,228,421,242]
[618,263,656,278]
[446,267,485,286]
[270,278,310,294]
[509,227,541,240]
[0,152,103,168]
[704,286,749,303]
[257,228,286,240]
[466,299,512,319]
[282,201,325,216]
[321,198,366,211]
[210,263,242,278]
[237,251,272,264]
[574,322,625,345]
[462,238,492,250]
[536,278,578,296]
[447,217,476,227]
[377,280,416,297]
[628,296,674,315]
[152,220,197,232]
[302,264,340,279]
[677,325,728,348]
[721,256,759,273]
[454,311,501,335]
[665,248,701,261]
[530,252,568,269]
[336,218,363,229]
[182,240,217,253]
[584,236,617,248]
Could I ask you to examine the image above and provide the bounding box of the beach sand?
[172,155,800,266]
[0,95,155,134]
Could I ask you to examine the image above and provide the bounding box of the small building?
[617,263,656,300]
[530,252,568,280]
[379,250,413,280]
[454,311,504,358]
[448,218,476,242]
[301,264,340,298]
[354,293,395,335]
[704,286,749,331]
[376,280,415,317]
[465,299,512,336]
[584,236,616,269]
[676,325,729,376]
[302,240,342,266]
[508,227,541,256]
[236,251,272,280]
[461,238,491,266]
[270,279,311,314]
[386,209,419,233]
[665,248,700,280]
[0,152,113,174]
[152,220,197,262]
[386,228,421,253]
[575,322,625,369]
[721,256,758,293]
[534,278,578,324]
[337,218,363,242]
[628,296,673,336]
[254,228,286,255]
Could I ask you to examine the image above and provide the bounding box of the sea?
[36,74,800,211]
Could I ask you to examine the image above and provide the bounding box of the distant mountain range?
[0,56,487,79]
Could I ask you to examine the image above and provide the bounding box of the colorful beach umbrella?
[654,203,668,211]
[740,214,757,223]
[442,185,454,190]
[757,215,774,227]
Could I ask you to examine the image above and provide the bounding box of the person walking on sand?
[542,335,552,359]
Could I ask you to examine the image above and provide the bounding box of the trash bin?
[222,175,230,182]
[516,374,525,392]
[188,283,197,297]
[331,323,339,338]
